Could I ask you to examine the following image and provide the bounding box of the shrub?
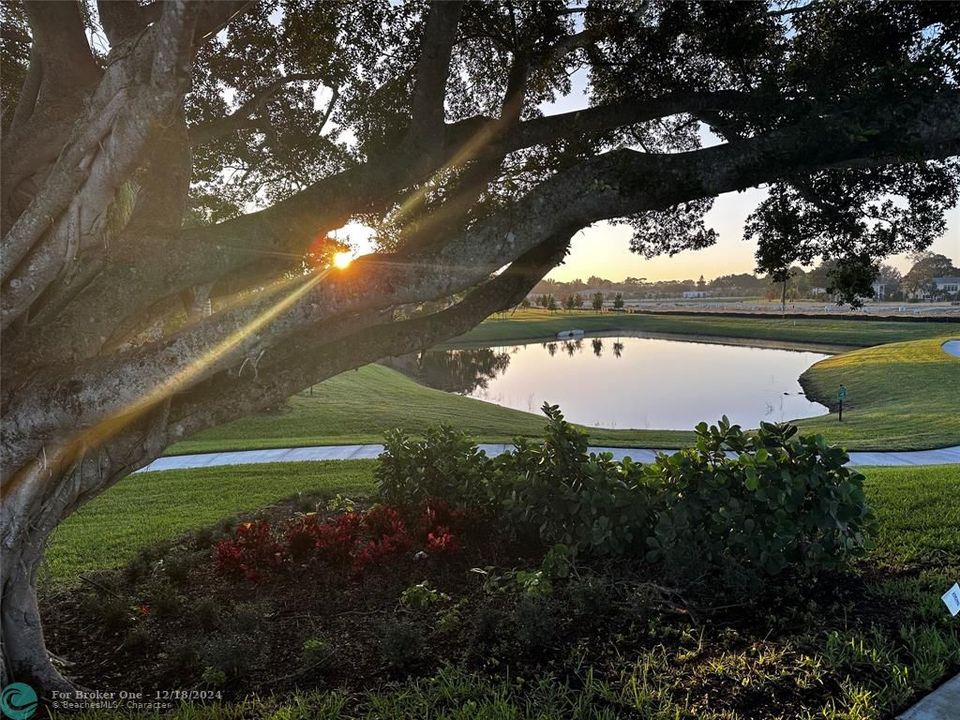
[214,519,286,582]
[285,512,361,564]
[201,635,252,679]
[502,404,653,556]
[513,597,559,654]
[326,494,356,513]
[643,418,874,587]
[192,526,215,549]
[149,584,181,618]
[231,600,270,633]
[200,666,227,687]
[468,607,509,659]
[91,596,134,631]
[163,556,192,585]
[380,622,425,673]
[424,527,460,555]
[165,642,200,676]
[375,405,874,591]
[193,597,220,630]
[376,425,495,509]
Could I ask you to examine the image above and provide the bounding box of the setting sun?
[333,251,353,269]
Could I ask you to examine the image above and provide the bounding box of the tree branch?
[188,74,327,146]
[408,1,464,150]
[164,236,571,444]
[9,88,958,374]
[493,90,775,152]
[9,88,959,447]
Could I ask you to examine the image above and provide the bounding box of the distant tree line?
[531,253,958,307]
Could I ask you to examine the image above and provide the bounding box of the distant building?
[933,277,960,294]
[810,287,828,296]
[682,290,707,298]
[871,281,886,300]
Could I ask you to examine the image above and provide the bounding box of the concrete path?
[898,673,960,720]
[142,442,960,473]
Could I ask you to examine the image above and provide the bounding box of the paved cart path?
[142,442,960,473]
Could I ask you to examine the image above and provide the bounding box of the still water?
[395,336,830,430]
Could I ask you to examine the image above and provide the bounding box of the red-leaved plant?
[214,520,286,583]
[214,501,471,582]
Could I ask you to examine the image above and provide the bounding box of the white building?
[933,277,960,294]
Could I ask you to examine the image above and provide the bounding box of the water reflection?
[384,347,511,395]
[393,335,830,430]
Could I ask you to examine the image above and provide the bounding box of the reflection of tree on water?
[539,337,625,360]
[391,337,629,395]
[386,348,511,395]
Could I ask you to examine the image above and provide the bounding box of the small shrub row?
[376,404,874,591]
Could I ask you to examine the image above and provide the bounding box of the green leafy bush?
[643,418,874,586]
[502,405,654,556]
[400,581,450,609]
[376,425,496,509]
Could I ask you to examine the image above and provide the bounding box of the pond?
[390,335,830,430]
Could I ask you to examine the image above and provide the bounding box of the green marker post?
[838,384,847,422]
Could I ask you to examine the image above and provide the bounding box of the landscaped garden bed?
[43,411,959,719]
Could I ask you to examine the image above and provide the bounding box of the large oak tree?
[1,0,958,691]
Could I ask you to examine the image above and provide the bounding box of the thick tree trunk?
[0,475,73,692]
[1,534,72,692]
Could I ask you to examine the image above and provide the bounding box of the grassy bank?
[452,309,959,347]
[44,460,960,587]
[796,336,960,450]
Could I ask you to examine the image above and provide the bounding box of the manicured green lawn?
[453,309,959,348]
[43,461,960,587]
[866,463,960,564]
[796,335,960,450]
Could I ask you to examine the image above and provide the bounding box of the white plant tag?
[943,583,960,617]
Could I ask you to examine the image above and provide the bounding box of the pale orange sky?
[546,189,960,283]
